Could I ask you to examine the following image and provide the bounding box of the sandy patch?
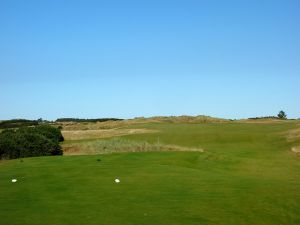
[291,146,300,154]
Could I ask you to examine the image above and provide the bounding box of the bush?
[0,125,63,160]
[0,129,20,159]
[35,125,64,142]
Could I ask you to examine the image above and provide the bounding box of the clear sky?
[0,0,299,120]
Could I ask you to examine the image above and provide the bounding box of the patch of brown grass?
[57,119,158,131]
[286,127,300,142]
[62,128,157,141]
[62,138,204,156]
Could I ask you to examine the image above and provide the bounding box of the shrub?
[35,124,64,142]
[0,129,20,159]
[0,125,63,160]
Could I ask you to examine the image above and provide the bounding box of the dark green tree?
[277,110,287,119]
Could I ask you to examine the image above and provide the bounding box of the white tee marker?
[11,179,17,183]
[115,178,120,183]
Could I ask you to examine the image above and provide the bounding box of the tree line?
[0,119,39,129]
[248,111,287,120]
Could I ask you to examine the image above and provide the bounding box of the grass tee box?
[1,120,300,225]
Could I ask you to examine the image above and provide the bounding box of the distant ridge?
[55,118,123,123]
[133,115,229,123]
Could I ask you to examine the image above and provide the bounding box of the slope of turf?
[1,121,300,225]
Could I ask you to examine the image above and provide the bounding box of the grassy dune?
[0,120,300,225]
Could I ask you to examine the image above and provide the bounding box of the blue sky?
[0,0,299,120]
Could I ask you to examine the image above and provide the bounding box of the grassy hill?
[0,119,300,225]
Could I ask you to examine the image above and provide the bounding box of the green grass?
[1,121,300,225]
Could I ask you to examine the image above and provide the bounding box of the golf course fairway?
[1,122,300,225]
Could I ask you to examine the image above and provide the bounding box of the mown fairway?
[1,121,300,225]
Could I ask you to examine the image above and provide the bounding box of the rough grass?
[63,138,203,155]
[58,119,148,130]
[285,124,300,153]
[62,128,157,140]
